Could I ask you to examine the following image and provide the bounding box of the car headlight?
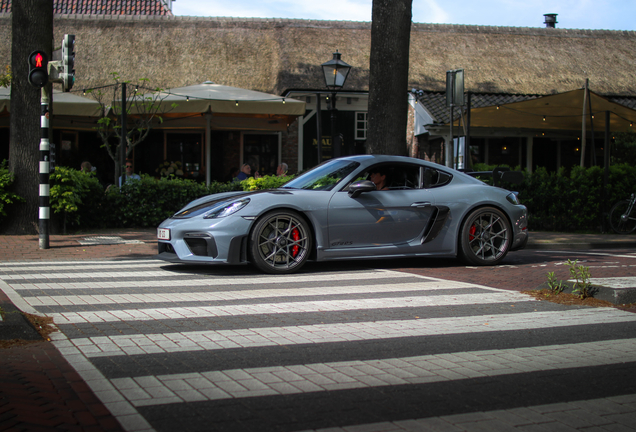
[506,192,521,205]
[203,198,250,219]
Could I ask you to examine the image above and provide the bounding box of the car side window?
[343,164,425,192]
[342,164,421,192]
[422,167,453,188]
[386,165,420,190]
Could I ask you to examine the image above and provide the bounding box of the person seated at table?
[119,160,141,186]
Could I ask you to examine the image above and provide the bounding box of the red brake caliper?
[291,228,300,257]
[469,225,476,241]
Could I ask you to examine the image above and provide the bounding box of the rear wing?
[464,167,524,188]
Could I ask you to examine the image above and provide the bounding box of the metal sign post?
[446,69,464,169]
[120,82,127,185]
[38,88,51,249]
[33,34,75,249]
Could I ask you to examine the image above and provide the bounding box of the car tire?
[458,206,511,266]
[249,210,312,274]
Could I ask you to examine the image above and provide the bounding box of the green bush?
[50,166,104,228]
[0,160,24,221]
[21,162,636,233]
[104,175,205,227]
[469,163,635,232]
[516,163,636,231]
[100,174,295,228]
[102,174,261,228]
[241,174,293,191]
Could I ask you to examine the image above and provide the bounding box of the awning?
[143,81,305,116]
[0,86,103,117]
[132,82,306,185]
[462,89,636,133]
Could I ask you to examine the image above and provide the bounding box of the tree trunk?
[5,0,53,234]
[366,0,412,156]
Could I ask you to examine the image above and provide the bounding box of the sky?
[171,0,636,31]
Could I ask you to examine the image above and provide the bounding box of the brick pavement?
[0,229,635,432]
[0,229,158,262]
[0,229,155,432]
[0,289,126,431]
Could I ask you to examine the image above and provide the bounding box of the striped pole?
[39,88,50,249]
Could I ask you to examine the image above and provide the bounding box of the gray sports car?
[157,155,528,274]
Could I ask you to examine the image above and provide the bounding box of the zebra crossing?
[1,259,636,432]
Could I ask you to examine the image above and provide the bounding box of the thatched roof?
[1,15,635,97]
[0,0,173,16]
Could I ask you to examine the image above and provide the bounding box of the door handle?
[411,202,431,208]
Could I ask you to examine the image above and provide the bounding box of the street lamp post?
[321,50,352,158]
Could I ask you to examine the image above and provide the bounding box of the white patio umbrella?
[135,81,306,184]
[0,86,104,117]
[149,81,305,116]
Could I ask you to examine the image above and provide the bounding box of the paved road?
[393,247,636,294]
[2,258,636,432]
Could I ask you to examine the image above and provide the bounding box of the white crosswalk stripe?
[49,292,533,324]
[106,338,636,407]
[2,260,636,432]
[60,309,636,358]
[19,281,490,303]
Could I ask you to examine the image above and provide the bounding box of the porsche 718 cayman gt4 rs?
[157,155,528,274]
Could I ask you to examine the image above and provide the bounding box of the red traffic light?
[28,50,49,88]
[34,52,44,67]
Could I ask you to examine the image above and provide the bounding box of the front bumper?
[510,228,528,251]
[156,215,252,264]
[510,205,528,252]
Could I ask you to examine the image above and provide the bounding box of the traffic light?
[28,50,48,88]
[61,34,75,92]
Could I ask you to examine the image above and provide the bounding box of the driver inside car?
[368,168,390,190]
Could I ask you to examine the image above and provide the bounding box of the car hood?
[174,189,295,216]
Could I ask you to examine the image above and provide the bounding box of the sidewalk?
[526,231,636,250]
[1,228,635,263]
[0,228,158,262]
[1,229,635,431]
[0,229,154,431]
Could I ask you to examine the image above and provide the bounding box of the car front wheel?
[249,210,312,274]
[458,207,511,266]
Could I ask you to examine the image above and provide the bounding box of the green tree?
[0,160,25,220]
[365,0,413,155]
[87,73,175,185]
[0,65,10,88]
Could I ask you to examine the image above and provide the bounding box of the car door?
[326,164,436,250]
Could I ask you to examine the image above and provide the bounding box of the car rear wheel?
[458,207,511,266]
[249,210,312,274]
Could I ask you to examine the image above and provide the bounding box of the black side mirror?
[348,180,376,198]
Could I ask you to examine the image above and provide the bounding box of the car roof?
[334,154,485,185]
[338,154,448,170]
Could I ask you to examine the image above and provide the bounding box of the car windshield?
[282,160,360,191]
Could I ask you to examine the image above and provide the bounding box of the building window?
[355,112,368,140]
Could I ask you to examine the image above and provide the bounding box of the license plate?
[157,228,171,240]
